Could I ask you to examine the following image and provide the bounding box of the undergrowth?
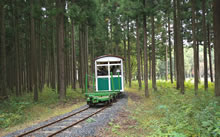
[110,81,220,137]
[0,86,85,131]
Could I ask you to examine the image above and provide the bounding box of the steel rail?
[17,106,90,137]
[47,106,107,137]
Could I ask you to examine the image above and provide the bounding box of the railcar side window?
[97,66,108,76]
[110,65,121,75]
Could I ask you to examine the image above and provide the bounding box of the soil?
[96,109,137,137]
[96,92,140,136]
[127,92,142,101]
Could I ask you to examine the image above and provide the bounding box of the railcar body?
[95,55,124,92]
[85,55,124,106]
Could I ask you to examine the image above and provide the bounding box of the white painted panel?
[96,57,122,62]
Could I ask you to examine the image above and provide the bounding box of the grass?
[0,86,86,136]
[1,81,219,137]
[104,80,220,137]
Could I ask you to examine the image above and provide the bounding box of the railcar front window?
[110,61,121,64]
[97,62,108,65]
[110,65,121,75]
[97,66,108,76]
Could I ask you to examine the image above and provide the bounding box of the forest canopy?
[0,0,220,100]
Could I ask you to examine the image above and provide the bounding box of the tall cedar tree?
[176,0,184,94]
[136,17,142,90]
[0,2,7,97]
[192,0,199,94]
[127,19,132,88]
[123,25,127,84]
[214,0,220,96]
[173,0,178,87]
[202,0,208,90]
[13,1,20,96]
[207,24,213,82]
[168,16,173,83]
[151,15,157,91]
[71,19,76,89]
[165,40,168,81]
[57,0,65,100]
[31,0,38,101]
[143,0,149,97]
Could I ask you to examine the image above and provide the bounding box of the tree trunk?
[196,41,200,82]
[0,3,7,97]
[143,0,149,97]
[214,0,220,96]
[116,43,119,55]
[165,38,168,81]
[31,0,38,101]
[78,27,82,88]
[57,0,65,100]
[207,23,213,82]
[176,0,184,94]
[79,25,85,90]
[202,0,208,90]
[192,0,199,94]
[173,0,179,88]
[136,17,142,90]
[37,20,43,92]
[168,16,173,83]
[149,52,152,80]
[91,38,95,85]
[12,1,20,96]
[71,20,76,89]
[123,26,127,84]
[127,19,131,88]
[51,24,56,90]
[140,50,143,80]
[85,25,89,88]
[110,22,113,54]
[151,15,157,91]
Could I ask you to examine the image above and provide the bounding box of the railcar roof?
[95,55,124,61]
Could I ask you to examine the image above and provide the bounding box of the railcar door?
[96,62,109,91]
[110,61,122,91]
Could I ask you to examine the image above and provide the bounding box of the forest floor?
[97,81,220,137]
[0,86,86,137]
[1,81,220,137]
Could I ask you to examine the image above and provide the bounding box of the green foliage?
[121,81,220,136]
[0,86,85,129]
[0,96,31,128]
[86,118,96,123]
[68,0,97,26]
[196,101,220,136]
[109,121,121,135]
[112,124,120,134]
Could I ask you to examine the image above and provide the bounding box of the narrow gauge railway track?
[16,106,107,137]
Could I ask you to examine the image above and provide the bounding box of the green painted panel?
[98,78,109,91]
[111,77,122,90]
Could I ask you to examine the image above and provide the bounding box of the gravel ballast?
[4,93,128,137]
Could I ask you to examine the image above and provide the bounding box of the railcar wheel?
[110,98,113,103]
[105,101,109,106]
[113,96,116,102]
[88,102,95,107]
[108,100,112,105]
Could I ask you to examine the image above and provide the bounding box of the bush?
[126,81,220,137]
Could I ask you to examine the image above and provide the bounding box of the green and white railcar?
[85,55,124,106]
[95,55,124,92]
